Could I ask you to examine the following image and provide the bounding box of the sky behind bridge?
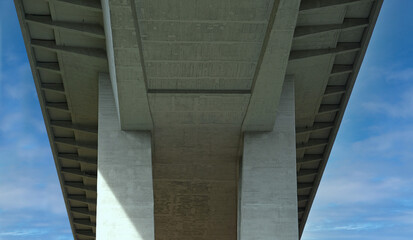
[0,1,412,239]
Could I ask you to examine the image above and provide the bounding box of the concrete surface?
[240,78,298,240]
[96,73,154,240]
[14,0,383,239]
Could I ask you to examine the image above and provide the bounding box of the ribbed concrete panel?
[136,0,273,92]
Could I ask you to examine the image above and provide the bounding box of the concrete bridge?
[15,0,382,239]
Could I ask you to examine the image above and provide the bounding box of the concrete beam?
[297,169,318,178]
[36,62,60,73]
[318,104,341,114]
[54,138,97,151]
[58,153,97,165]
[67,195,96,205]
[324,86,346,96]
[41,84,65,94]
[298,195,310,203]
[51,0,102,12]
[296,123,334,135]
[25,15,105,38]
[76,230,95,238]
[331,64,353,76]
[297,154,324,164]
[294,18,369,39]
[51,121,97,134]
[240,78,298,240]
[296,139,329,150]
[71,207,96,217]
[101,0,153,130]
[31,40,106,59]
[61,168,97,179]
[65,182,96,192]
[73,219,96,228]
[289,43,361,60]
[147,89,251,94]
[45,102,69,112]
[242,0,301,131]
[299,0,372,12]
[297,183,313,190]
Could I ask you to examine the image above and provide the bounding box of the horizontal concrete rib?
[324,86,346,96]
[298,207,306,214]
[54,138,97,150]
[76,229,95,238]
[31,40,106,59]
[41,84,65,93]
[25,14,105,38]
[297,154,324,164]
[289,42,361,60]
[296,139,329,150]
[298,195,310,203]
[331,64,353,76]
[297,169,318,178]
[296,122,334,135]
[71,207,96,217]
[61,168,97,179]
[53,0,102,12]
[46,102,69,112]
[51,121,97,134]
[36,62,60,73]
[65,182,97,192]
[73,219,96,228]
[318,104,341,114]
[147,89,251,94]
[294,18,369,38]
[297,183,313,190]
[58,153,97,165]
[299,0,371,12]
[67,195,96,205]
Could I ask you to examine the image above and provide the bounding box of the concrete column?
[239,77,298,240]
[96,73,154,240]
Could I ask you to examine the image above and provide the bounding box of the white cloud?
[362,87,413,118]
[387,68,413,81]
[316,175,410,205]
[0,175,66,216]
[2,63,37,101]
[0,229,48,237]
[350,128,413,162]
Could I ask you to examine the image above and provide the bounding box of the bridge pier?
[239,78,298,240]
[96,73,155,240]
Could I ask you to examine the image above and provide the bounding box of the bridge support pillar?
[96,73,155,240]
[239,78,298,240]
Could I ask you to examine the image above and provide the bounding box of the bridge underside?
[15,0,382,239]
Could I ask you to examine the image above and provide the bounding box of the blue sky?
[0,1,412,240]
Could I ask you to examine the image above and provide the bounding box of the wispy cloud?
[1,62,37,101]
[362,87,413,118]
[386,68,413,82]
[0,178,66,215]
[0,229,48,237]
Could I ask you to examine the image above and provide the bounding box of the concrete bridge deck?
[15,0,383,239]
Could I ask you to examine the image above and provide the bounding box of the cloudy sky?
[0,1,412,240]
